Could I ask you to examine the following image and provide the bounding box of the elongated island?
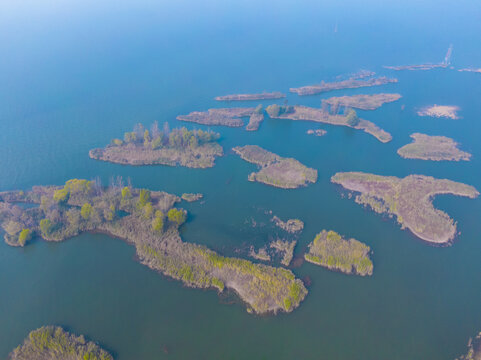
[290,76,397,96]
[397,133,471,161]
[8,326,113,360]
[0,179,307,314]
[233,145,317,189]
[322,93,402,110]
[89,123,223,168]
[418,105,460,120]
[177,105,265,131]
[305,230,373,276]
[215,92,285,101]
[331,172,479,244]
[266,104,392,143]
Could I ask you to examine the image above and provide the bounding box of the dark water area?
[1,0,481,358]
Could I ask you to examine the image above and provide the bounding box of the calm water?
[1,0,481,359]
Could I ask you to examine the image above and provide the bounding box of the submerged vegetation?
[271,216,304,233]
[233,145,317,189]
[0,178,307,314]
[305,230,373,276]
[397,133,471,161]
[89,122,223,168]
[331,172,479,244]
[8,326,112,360]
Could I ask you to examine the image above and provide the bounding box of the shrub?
[167,208,186,226]
[18,228,32,246]
[39,219,53,236]
[81,203,93,220]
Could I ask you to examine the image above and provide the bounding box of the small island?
[8,326,113,360]
[89,123,223,168]
[331,172,479,244]
[181,193,203,202]
[307,129,327,137]
[176,106,265,131]
[272,215,304,233]
[322,93,402,110]
[459,68,481,74]
[0,179,307,314]
[417,105,460,120]
[384,64,448,71]
[266,104,392,143]
[233,145,317,189]
[270,239,296,266]
[456,331,481,360]
[215,92,285,101]
[304,230,373,276]
[397,133,471,161]
[290,76,398,96]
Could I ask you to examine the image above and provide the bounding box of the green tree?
[151,136,163,150]
[143,202,154,219]
[81,203,93,220]
[143,129,151,147]
[167,208,186,226]
[189,135,198,149]
[121,187,132,200]
[18,228,31,246]
[255,104,263,114]
[152,215,164,233]
[345,108,359,126]
[53,188,69,203]
[137,189,151,208]
[112,138,123,146]
[40,219,53,236]
[266,104,281,117]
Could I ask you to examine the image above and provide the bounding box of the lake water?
[1,0,481,359]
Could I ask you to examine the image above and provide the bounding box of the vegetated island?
[8,326,112,360]
[307,129,327,137]
[397,133,471,161]
[304,230,373,276]
[270,239,296,267]
[233,145,317,189]
[89,123,222,168]
[322,93,402,111]
[215,92,285,101]
[0,179,307,314]
[177,105,265,131]
[290,76,398,96]
[456,331,481,360]
[417,105,460,120]
[266,104,392,143]
[272,215,304,233]
[331,172,479,244]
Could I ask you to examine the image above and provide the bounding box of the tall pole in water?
[444,44,453,65]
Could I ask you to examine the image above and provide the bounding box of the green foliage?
[80,203,93,220]
[53,188,69,203]
[11,326,113,360]
[167,208,186,226]
[39,219,53,236]
[124,131,137,143]
[112,138,123,146]
[143,202,154,219]
[151,136,163,150]
[18,228,32,246]
[137,189,151,208]
[345,108,360,126]
[151,215,164,233]
[255,104,263,114]
[266,104,293,118]
[121,187,131,199]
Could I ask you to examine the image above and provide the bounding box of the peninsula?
[322,93,402,110]
[266,104,392,143]
[331,172,479,244]
[233,145,318,189]
[418,105,460,120]
[215,92,285,101]
[89,123,223,168]
[304,230,373,276]
[8,326,113,360]
[397,133,471,161]
[0,179,307,314]
[176,106,265,131]
[290,76,398,96]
